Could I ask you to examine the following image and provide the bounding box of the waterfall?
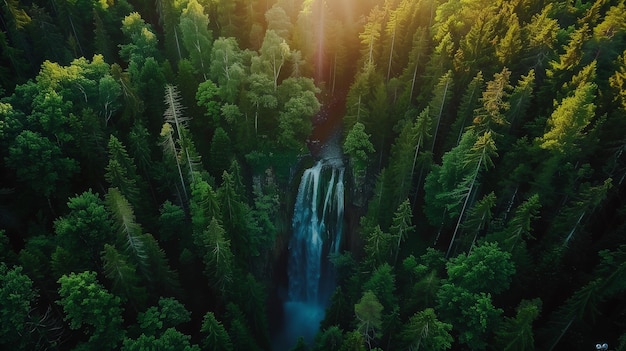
[278,158,345,349]
[288,160,344,303]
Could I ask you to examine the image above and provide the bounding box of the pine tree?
[428,70,454,155]
[609,50,626,110]
[201,312,233,351]
[495,14,522,67]
[197,217,234,293]
[450,72,482,146]
[390,199,415,265]
[106,188,149,279]
[523,4,559,71]
[539,82,596,157]
[472,67,512,135]
[507,70,535,131]
[359,6,384,67]
[403,27,430,101]
[105,135,141,206]
[189,175,221,235]
[462,192,496,253]
[495,299,541,351]
[446,131,498,258]
[498,194,541,252]
[400,308,453,351]
[101,244,147,307]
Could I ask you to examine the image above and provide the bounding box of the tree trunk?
[410,61,418,101]
[431,79,450,154]
[386,27,396,82]
[446,157,482,258]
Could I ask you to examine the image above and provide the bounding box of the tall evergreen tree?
[428,70,454,155]
[472,68,512,135]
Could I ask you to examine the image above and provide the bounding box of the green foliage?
[400,308,453,351]
[313,325,343,351]
[3,1,626,349]
[209,37,246,103]
[472,68,512,135]
[158,200,188,242]
[363,263,397,312]
[105,135,141,205]
[201,312,233,351]
[363,225,394,268]
[253,29,291,90]
[276,77,320,150]
[195,217,234,292]
[225,303,261,351]
[447,242,515,295]
[424,130,485,229]
[354,290,383,349]
[0,264,38,350]
[495,299,542,351]
[57,271,124,349]
[6,130,78,197]
[196,79,222,125]
[179,0,213,79]
[344,122,375,176]
[190,175,221,234]
[539,82,597,156]
[448,72,484,148]
[106,188,149,275]
[610,50,626,110]
[390,199,415,263]
[137,297,191,336]
[209,128,235,175]
[53,190,114,276]
[122,328,200,351]
[101,244,147,306]
[436,283,502,350]
[120,12,159,65]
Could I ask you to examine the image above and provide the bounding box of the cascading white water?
[288,161,344,303]
[278,158,344,349]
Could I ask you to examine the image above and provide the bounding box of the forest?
[1,0,626,349]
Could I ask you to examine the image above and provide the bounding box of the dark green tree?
[5,130,78,199]
[101,244,146,307]
[105,135,141,207]
[53,190,114,277]
[389,199,415,264]
[447,242,515,295]
[495,299,542,351]
[344,122,375,195]
[0,264,40,350]
[57,271,125,350]
[400,308,453,351]
[201,311,233,351]
[137,297,191,336]
[122,328,200,351]
[210,127,235,175]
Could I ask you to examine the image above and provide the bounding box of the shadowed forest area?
[1,0,626,350]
